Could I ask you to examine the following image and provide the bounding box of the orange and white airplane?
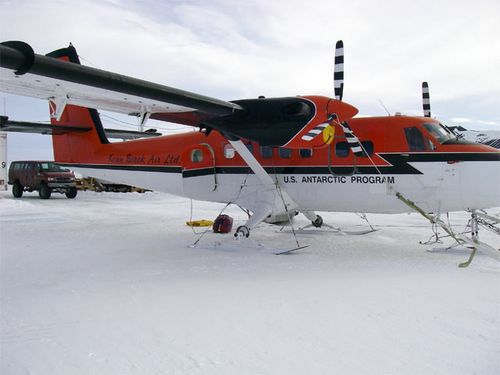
[1,40,499,262]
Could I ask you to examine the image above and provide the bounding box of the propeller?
[302,40,359,151]
[340,121,364,157]
[301,113,336,143]
[301,40,344,144]
[333,41,366,157]
[420,81,465,138]
[422,81,431,117]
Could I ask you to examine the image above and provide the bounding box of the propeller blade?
[301,114,336,143]
[422,81,431,117]
[340,121,364,157]
[334,40,344,101]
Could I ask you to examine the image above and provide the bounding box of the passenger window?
[404,127,427,151]
[335,142,350,158]
[279,148,292,158]
[260,146,273,159]
[359,141,374,157]
[191,149,203,163]
[245,143,254,154]
[223,144,235,159]
[299,149,312,158]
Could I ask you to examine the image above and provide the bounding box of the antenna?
[377,98,391,116]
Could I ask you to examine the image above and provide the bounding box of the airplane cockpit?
[422,122,476,145]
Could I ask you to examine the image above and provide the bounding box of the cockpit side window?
[404,127,427,151]
[422,123,455,144]
[426,138,437,151]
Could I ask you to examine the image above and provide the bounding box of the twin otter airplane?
[1,40,499,263]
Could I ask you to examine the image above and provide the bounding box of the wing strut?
[227,139,299,237]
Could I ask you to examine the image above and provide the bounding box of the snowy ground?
[1,190,499,375]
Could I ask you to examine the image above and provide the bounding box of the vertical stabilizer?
[46,45,109,163]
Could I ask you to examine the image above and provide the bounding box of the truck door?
[27,162,37,188]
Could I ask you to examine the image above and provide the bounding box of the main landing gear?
[234,211,324,237]
[302,210,324,228]
[235,225,250,238]
[312,215,323,228]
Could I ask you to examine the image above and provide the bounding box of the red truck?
[8,161,77,199]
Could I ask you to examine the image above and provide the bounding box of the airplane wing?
[0,41,358,147]
[0,41,242,119]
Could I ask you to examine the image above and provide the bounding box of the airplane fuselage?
[0,41,498,219]
[58,114,500,216]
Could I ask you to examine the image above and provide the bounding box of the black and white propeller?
[421,81,472,140]
[334,40,344,101]
[332,40,364,156]
[422,81,431,117]
[301,40,345,143]
[301,40,364,156]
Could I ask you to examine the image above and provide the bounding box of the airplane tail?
[46,45,109,163]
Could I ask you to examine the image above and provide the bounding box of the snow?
[1,190,499,374]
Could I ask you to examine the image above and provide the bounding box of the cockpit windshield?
[39,162,69,172]
[422,123,456,144]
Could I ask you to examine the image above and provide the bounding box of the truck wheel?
[39,183,52,199]
[65,187,77,199]
[12,182,23,198]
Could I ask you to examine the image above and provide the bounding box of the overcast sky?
[1,0,499,162]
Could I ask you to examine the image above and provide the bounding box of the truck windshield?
[39,162,68,172]
[422,123,455,144]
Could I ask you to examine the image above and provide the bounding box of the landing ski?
[282,226,376,236]
[274,245,309,255]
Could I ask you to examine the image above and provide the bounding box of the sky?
[1,0,500,162]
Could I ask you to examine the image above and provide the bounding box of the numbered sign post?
[0,132,7,191]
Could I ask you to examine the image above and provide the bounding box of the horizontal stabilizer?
[0,116,161,140]
[0,116,90,135]
[104,128,161,140]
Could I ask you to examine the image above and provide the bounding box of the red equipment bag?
[212,214,233,234]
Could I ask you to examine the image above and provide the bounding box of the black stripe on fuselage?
[184,152,500,177]
[395,152,500,162]
[58,163,182,173]
[59,152,499,177]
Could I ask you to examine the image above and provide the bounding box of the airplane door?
[403,126,443,188]
[181,143,218,198]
